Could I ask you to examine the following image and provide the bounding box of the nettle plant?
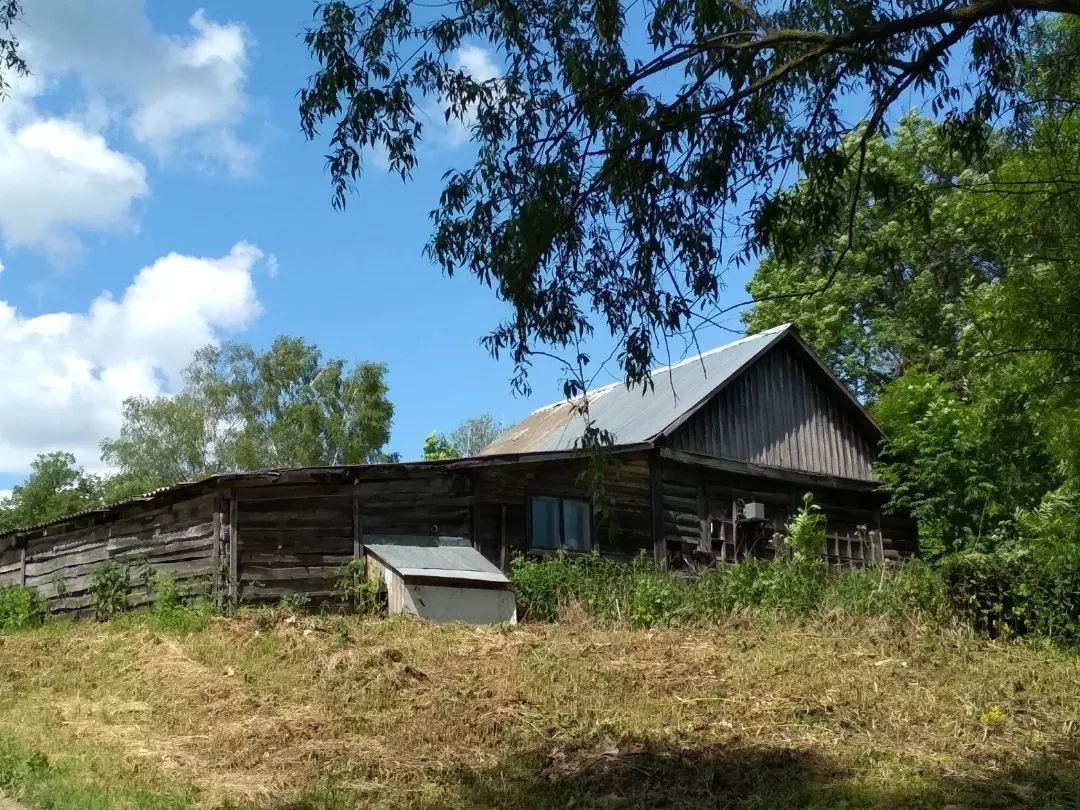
[89,562,131,620]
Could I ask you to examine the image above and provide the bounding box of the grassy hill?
[0,611,1076,809]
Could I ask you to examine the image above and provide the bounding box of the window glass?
[530,497,560,549]
[562,499,591,552]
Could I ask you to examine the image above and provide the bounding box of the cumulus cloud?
[0,3,256,258]
[0,116,148,260]
[20,1,256,175]
[0,243,266,474]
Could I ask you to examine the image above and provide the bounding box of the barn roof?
[481,324,879,456]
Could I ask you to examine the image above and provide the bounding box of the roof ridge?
[525,324,792,415]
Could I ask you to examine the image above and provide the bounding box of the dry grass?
[0,611,1077,809]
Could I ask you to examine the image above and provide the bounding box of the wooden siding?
[473,452,655,566]
[668,343,877,480]
[234,471,474,604]
[0,494,219,615]
[658,457,916,565]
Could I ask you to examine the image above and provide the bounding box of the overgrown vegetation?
[334,558,382,615]
[0,585,45,632]
[88,561,131,621]
[511,494,1076,643]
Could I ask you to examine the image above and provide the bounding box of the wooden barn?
[0,324,915,615]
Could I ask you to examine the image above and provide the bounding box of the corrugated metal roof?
[481,324,792,455]
[365,537,510,584]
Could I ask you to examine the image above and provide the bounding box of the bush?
[0,585,46,632]
[89,562,130,620]
[334,559,383,616]
[147,573,211,632]
[510,553,954,630]
[940,550,1079,642]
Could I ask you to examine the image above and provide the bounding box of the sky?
[0,0,764,494]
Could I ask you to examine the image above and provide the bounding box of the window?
[530,496,592,552]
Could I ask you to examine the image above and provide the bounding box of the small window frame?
[528,495,593,553]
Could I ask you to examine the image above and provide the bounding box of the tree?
[102,336,395,488]
[0,453,103,532]
[300,0,1080,397]
[740,46,1080,557]
[421,431,460,461]
[449,414,506,456]
[0,1,27,99]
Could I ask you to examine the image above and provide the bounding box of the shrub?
[334,559,383,616]
[147,573,211,633]
[0,585,46,632]
[511,554,952,629]
[940,551,1079,642]
[89,562,130,620]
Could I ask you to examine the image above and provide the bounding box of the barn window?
[530,496,592,552]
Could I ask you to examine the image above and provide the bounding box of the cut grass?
[0,611,1076,808]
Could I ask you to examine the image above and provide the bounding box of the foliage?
[509,553,950,628]
[0,452,105,533]
[0,0,27,99]
[333,559,383,615]
[89,562,131,620]
[276,592,312,612]
[448,414,506,456]
[0,585,45,632]
[301,1,1079,397]
[101,336,395,489]
[774,493,828,564]
[421,431,459,460]
[939,550,1080,642]
[743,76,1080,555]
[147,573,212,633]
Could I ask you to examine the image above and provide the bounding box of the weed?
[147,573,211,633]
[277,591,312,612]
[333,559,383,615]
[0,584,46,632]
[89,561,131,620]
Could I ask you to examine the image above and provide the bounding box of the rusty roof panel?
[481,325,792,455]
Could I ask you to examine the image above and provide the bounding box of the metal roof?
[365,535,510,585]
[481,324,793,455]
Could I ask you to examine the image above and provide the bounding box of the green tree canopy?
[300,0,1080,396]
[421,431,460,461]
[742,36,1080,557]
[101,336,395,489]
[0,453,103,532]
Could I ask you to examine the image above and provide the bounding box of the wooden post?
[649,455,666,567]
[352,494,363,561]
[18,545,26,587]
[498,504,508,572]
[228,492,239,608]
[696,482,708,552]
[211,495,223,611]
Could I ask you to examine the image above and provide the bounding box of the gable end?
[663,337,879,481]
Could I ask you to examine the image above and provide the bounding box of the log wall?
[473,452,655,566]
[658,456,917,566]
[0,493,220,615]
[233,470,474,605]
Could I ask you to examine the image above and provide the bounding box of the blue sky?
[0,1,762,492]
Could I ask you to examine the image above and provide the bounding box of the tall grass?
[510,553,948,628]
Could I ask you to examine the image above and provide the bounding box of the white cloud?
[0,3,256,259]
[439,45,502,147]
[20,1,256,175]
[0,489,11,502]
[0,243,265,474]
[0,117,148,260]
